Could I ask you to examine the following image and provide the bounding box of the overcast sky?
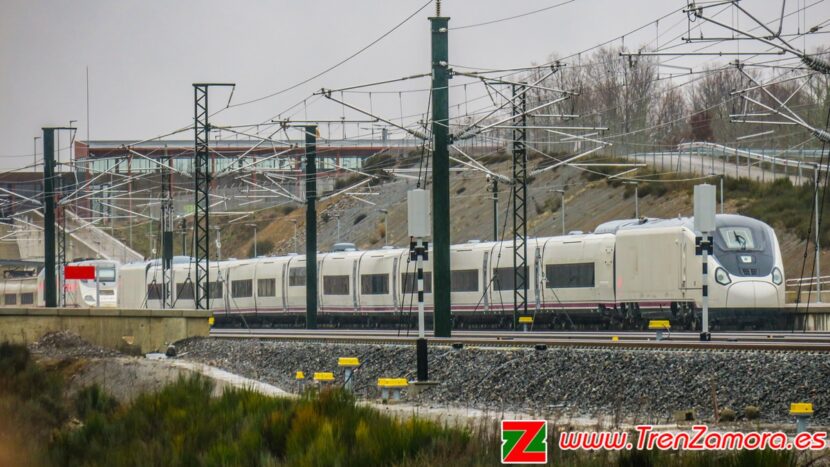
[0,0,824,169]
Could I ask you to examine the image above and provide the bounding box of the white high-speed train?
[0,259,120,308]
[118,214,786,329]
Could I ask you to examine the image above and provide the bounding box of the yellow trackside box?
[338,357,359,367]
[648,320,671,330]
[518,316,533,324]
[208,316,215,326]
[313,372,335,382]
[295,371,305,380]
[790,403,814,415]
[377,378,408,388]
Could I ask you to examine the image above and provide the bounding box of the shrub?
[74,385,118,419]
[52,381,479,466]
[278,205,296,216]
[719,407,736,422]
[744,405,761,420]
[335,174,364,190]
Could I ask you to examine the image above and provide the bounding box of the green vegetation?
[0,342,67,466]
[52,378,483,466]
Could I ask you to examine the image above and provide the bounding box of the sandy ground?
[56,356,289,402]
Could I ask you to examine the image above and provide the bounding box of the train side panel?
[615,227,697,304]
[539,234,615,308]
[320,252,359,313]
[356,249,399,313]
[253,258,288,315]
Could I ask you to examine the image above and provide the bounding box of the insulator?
[812,128,830,144]
[802,55,830,75]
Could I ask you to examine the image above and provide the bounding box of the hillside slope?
[216,161,826,283]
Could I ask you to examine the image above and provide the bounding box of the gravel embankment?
[29,330,122,359]
[176,337,830,424]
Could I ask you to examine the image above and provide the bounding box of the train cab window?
[361,274,389,295]
[289,267,306,286]
[4,294,16,305]
[402,272,432,294]
[176,282,194,300]
[546,263,595,288]
[451,269,479,292]
[719,227,757,250]
[257,278,276,297]
[147,284,162,300]
[493,267,528,291]
[323,275,350,295]
[20,293,33,305]
[232,279,253,298]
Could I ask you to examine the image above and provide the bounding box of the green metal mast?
[42,129,57,308]
[430,10,451,338]
[304,125,318,329]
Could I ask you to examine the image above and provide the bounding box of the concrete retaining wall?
[0,308,212,353]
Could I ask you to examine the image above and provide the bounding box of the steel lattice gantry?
[192,83,234,310]
[511,84,528,328]
[193,85,210,309]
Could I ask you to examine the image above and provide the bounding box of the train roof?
[595,214,771,234]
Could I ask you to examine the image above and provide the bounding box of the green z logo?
[501,420,548,464]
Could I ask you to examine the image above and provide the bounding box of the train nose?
[725,281,780,308]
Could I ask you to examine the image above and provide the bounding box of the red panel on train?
[64,265,96,280]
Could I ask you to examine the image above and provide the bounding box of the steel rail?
[209,329,830,352]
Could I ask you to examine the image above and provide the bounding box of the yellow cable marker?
[377,378,409,388]
[612,336,619,341]
[790,403,814,415]
[518,316,533,324]
[338,357,360,367]
[648,320,671,330]
[295,371,305,380]
[313,372,335,382]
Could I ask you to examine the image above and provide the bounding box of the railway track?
[209,328,830,351]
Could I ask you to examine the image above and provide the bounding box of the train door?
[352,256,360,312]
[533,245,542,315]
[679,231,687,299]
[391,257,399,313]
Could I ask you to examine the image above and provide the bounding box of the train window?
[402,272,432,294]
[257,278,276,297]
[289,267,306,286]
[719,227,756,250]
[4,294,16,305]
[451,269,479,292]
[97,268,116,282]
[546,263,595,288]
[493,267,529,291]
[232,279,253,298]
[20,293,33,305]
[361,274,389,295]
[176,282,194,300]
[147,284,162,300]
[323,275,350,295]
[209,282,223,299]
